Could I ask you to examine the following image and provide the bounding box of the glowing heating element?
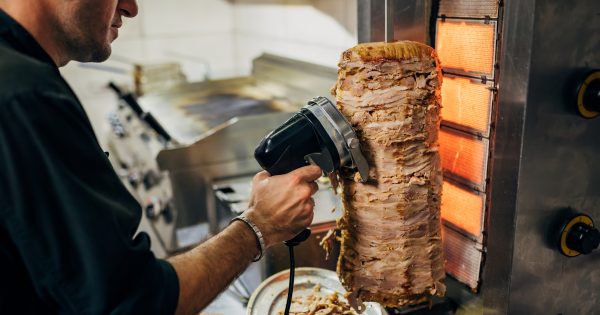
[441,76,493,135]
[436,20,496,77]
[439,128,488,189]
[442,225,483,289]
[441,181,485,238]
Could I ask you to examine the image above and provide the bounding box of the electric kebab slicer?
[254,96,370,243]
[254,96,369,315]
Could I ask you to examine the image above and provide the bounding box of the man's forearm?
[168,220,259,315]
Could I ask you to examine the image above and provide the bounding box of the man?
[0,0,322,314]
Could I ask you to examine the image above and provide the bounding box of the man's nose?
[118,0,139,18]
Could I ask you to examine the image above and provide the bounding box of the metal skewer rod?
[385,0,394,42]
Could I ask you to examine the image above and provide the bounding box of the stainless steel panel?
[251,54,337,105]
[504,0,600,313]
[484,0,600,314]
[357,0,432,44]
[138,54,337,145]
[481,0,534,312]
[138,77,284,144]
[157,113,293,234]
[157,113,292,171]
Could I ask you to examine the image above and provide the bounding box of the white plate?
[246,267,387,315]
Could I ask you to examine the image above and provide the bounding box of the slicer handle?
[254,113,322,246]
[284,228,312,246]
[264,146,310,177]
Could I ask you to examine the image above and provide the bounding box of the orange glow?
[436,20,495,75]
[439,129,488,188]
[441,76,492,134]
[441,181,484,237]
[441,225,482,289]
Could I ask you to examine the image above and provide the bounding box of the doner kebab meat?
[332,41,445,309]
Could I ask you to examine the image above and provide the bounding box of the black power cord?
[284,245,296,315]
[283,229,311,315]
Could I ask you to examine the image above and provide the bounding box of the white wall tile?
[234,34,291,75]
[143,33,237,80]
[234,3,287,38]
[284,3,354,47]
[110,37,147,62]
[142,0,234,35]
[232,0,357,75]
[284,41,345,68]
[343,0,358,39]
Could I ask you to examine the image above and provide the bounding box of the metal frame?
[358,0,432,44]
[438,0,500,19]
[480,0,533,312]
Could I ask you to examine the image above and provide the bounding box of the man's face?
[56,0,138,63]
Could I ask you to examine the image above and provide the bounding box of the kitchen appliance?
[255,96,369,183]
[359,0,600,313]
[254,96,369,314]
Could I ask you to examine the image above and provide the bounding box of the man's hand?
[244,165,322,247]
[168,165,322,315]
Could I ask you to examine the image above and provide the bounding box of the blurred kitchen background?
[61,0,356,148]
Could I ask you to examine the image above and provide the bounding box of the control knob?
[145,197,174,224]
[558,213,600,257]
[575,70,600,119]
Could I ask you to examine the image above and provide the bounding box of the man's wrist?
[230,214,266,262]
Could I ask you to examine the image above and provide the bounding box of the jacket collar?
[0,9,57,68]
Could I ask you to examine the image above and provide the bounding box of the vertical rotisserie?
[332,41,445,309]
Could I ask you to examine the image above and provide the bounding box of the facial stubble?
[57,3,114,63]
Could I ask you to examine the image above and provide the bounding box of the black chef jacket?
[0,10,179,315]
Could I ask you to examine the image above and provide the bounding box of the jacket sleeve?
[0,90,179,315]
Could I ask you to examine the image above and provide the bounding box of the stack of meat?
[332,41,445,309]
